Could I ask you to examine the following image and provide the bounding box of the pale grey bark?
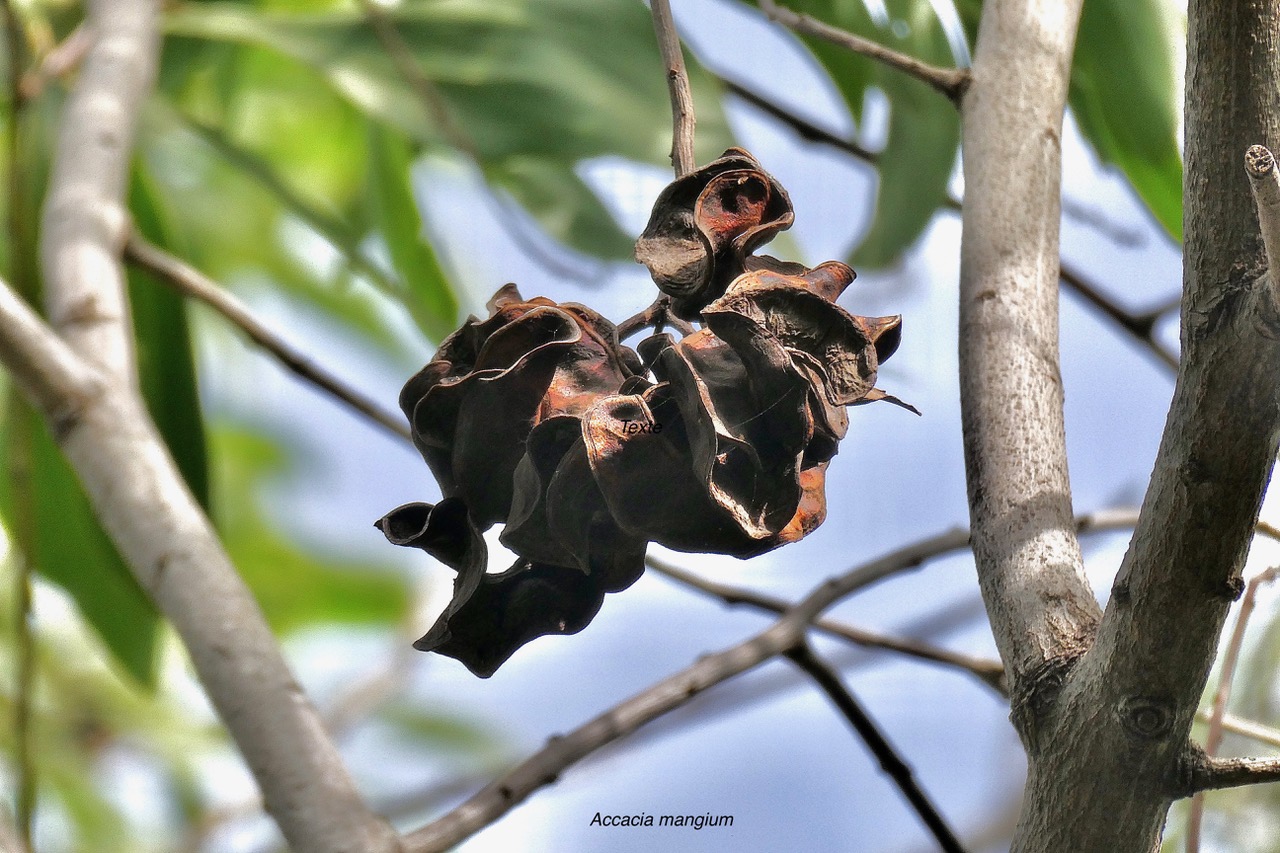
[956,0,1280,849]
[23,1,403,850]
[957,0,1101,705]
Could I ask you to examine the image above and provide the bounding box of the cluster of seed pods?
[377,149,909,677]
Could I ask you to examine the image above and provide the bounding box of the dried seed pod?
[375,497,641,678]
[635,148,793,319]
[399,284,642,526]
[379,149,915,677]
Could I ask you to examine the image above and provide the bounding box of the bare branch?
[723,78,877,162]
[1246,144,1280,306]
[957,0,1100,693]
[1186,754,1280,794]
[1010,0,1280,848]
[1059,264,1178,370]
[649,553,1006,692]
[124,234,412,443]
[650,0,697,176]
[786,643,967,852]
[29,2,400,850]
[401,526,966,852]
[757,0,968,102]
[1188,565,1280,850]
[38,0,157,381]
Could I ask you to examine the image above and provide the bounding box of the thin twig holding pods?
[649,0,697,177]
[786,641,968,853]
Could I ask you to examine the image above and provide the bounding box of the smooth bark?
[958,0,1101,709]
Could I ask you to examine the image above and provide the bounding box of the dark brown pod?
[635,148,794,319]
[399,284,642,526]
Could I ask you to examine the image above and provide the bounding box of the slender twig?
[401,525,968,853]
[124,234,411,443]
[17,23,89,101]
[1186,564,1280,852]
[1059,263,1179,369]
[724,78,877,162]
[616,294,696,340]
[786,642,967,852]
[757,0,968,102]
[648,554,1005,691]
[650,0,696,176]
[1246,144,1280,307]
[1186,754,1280,794]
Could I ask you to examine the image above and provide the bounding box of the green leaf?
[365,123,458,341]
[0,406,162,686]
[213,425,409,632]
[163,0,735,257]
[135,109,414,358]
[852,0,960,268]
[489,156,634,260]
[129,166,211,511]
[1069,0,1183,241]
[753,0,960,268]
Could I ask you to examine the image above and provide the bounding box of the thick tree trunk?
[995,1,1280,850]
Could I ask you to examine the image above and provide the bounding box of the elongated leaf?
[1069,0,1183,241]
[129,166,211,512]
[488,156,634,261]
[852,0,960,268]
[0,407,161,686]
[937,0,1184,242]
[135,108,414,356]
[163,0,734,258]
[366,123,458,341]
[746,0,960,267]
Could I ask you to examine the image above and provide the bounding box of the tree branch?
[1186,754,1280,794]
[649,0,697,176]
[401,526,967,852]
[1246,143,1280,306]
[786,642,967,853]
[957,0,1100,696]
[757,0,968,102]
[27,2,400,850]
[648,553,1007,693]
[1009,0,1280,848]
[123,233,411,443]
